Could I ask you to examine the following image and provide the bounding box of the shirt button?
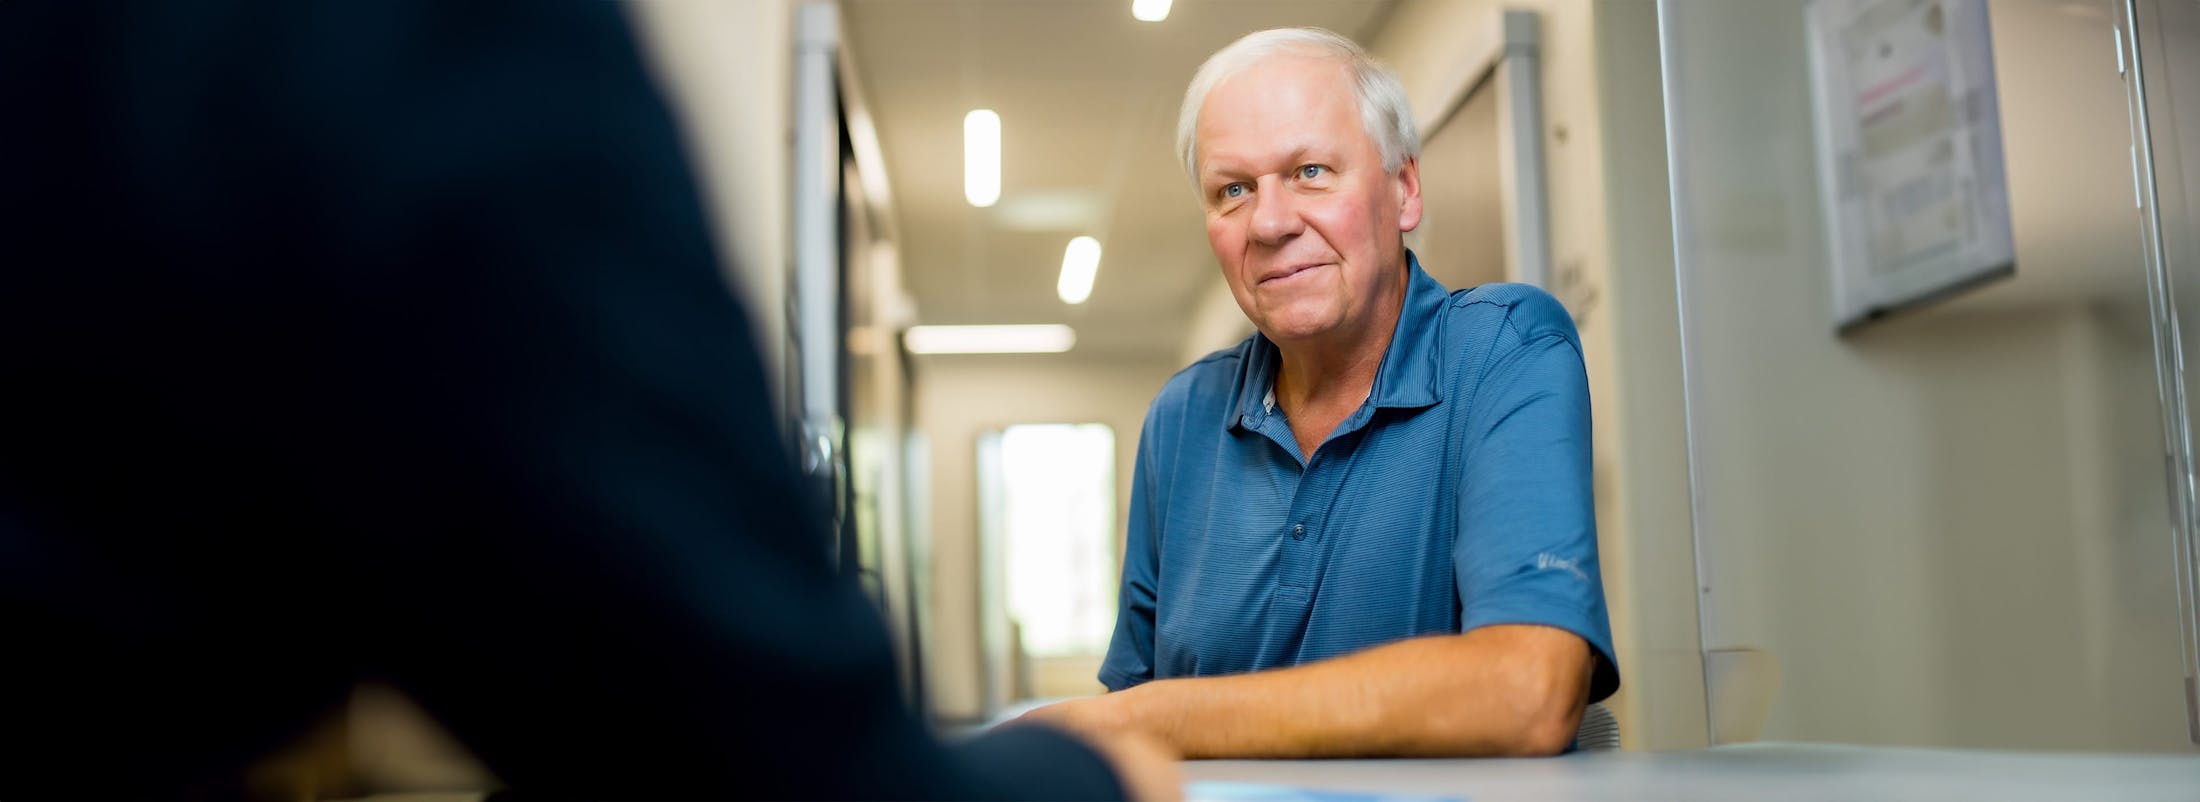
[1292,523,1306,541]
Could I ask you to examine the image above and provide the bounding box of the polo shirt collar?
[1227,250,1450,432]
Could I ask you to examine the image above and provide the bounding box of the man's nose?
[1247,180,1302,245]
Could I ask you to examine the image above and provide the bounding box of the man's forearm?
[1110,625,1593,758]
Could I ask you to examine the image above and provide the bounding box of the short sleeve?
[1098,402,1164,691]
[1453,303,1621,702]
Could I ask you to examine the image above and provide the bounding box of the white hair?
[1175,27,1419,180]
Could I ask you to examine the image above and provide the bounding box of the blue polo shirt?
[1099,253,1620,703]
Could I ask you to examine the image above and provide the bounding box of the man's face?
[1195,55,1422,347]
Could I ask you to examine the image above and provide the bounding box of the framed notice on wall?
[1806,0,2015,331]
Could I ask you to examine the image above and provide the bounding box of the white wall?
[914,355,1181,720]
[1663,0,2194,750]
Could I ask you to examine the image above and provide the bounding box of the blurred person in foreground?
[1022,28,1618,758]
[0,1,1178,798]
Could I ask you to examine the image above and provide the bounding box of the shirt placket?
[1272,423,1369,609]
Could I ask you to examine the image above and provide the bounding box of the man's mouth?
[1257,262,1328,286]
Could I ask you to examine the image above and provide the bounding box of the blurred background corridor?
[196,0,2200,795]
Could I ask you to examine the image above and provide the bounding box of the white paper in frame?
[1806,0,2016,332]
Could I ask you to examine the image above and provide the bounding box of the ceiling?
[841,0,1398,363]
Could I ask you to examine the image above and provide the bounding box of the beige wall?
[1366,0,1709,750]
[1663,0,2194,750]
[915,355,1181,720]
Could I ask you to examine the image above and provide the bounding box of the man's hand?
[1015,695,1181,801]
[1016,693,1133,738]
[1076,729,1183,802]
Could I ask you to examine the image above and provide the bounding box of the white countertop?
[1181,742,2200,801]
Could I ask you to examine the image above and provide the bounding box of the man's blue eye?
[1223,184,1245,198]
[1299,165,1323,179]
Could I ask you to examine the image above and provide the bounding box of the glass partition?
[1660,0,2195,749]
[2129,0,2200,744]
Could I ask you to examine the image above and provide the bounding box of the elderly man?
[1025,27,1618,758]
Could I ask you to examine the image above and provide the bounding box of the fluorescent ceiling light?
[964,109,1000,207]
[1058,236,1101,305]
[906,324,1075,354]
[1132,0,1172,22]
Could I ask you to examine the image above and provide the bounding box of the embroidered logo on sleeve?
[1536,552,1589,581]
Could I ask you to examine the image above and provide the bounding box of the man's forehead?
[1194,56,1362,175]
[1200,140,1321,179]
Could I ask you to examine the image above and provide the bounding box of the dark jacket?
[0,2,1120,798]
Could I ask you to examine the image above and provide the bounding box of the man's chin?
[1254,314,1341,345]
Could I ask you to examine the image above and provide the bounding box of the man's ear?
[1395,156,1423,233]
